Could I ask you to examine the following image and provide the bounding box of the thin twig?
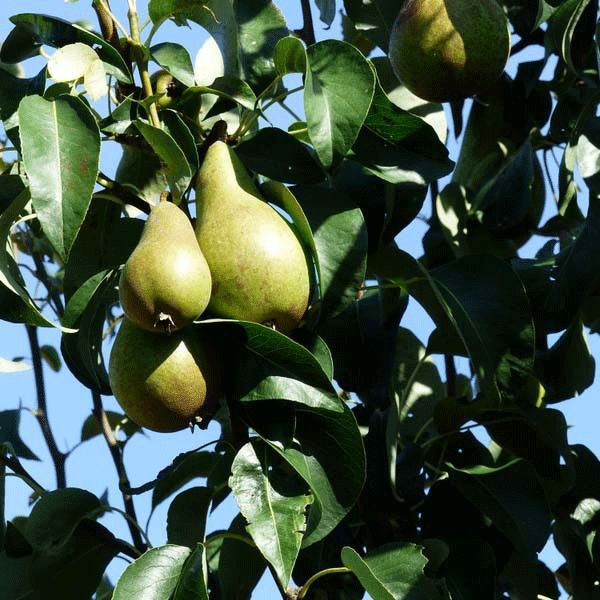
[26,324,67,489]
[91,390,147,553]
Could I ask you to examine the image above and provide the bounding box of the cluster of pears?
[108,140,312,432]
[388,0,511,103]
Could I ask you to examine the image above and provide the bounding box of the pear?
[194,141,311,334]
[388,0,511,103]
[119,200,212,332]
[108,318,222,432]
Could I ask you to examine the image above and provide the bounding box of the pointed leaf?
[167,487,212,548]
[230,440,310,587]
[172,544,209,600]
[341,543,448,600]
[218,513,266,600]
[19,94,100,261]
[112,545,191,600]
[151,42,195,87]
[0,409,39,461]
[305,40,375,169]
[80,410,140,442]
[134,120,191,203]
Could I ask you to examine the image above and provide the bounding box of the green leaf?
[152,449,230,508]
[61,270,117,394]
[25,488,105,551]
[200,319,334,390]
[372,247,535,405]
[0,179,67,329]
[356,80,452,185]
[341,543,449,600]
[292,184,368,320]
[40,345,61,372]
[0,409,39,461]
[236,128,324,184]
[273,36,306,75]
[305,40,375,169]
[167,487,212,548]
[149,0,239,77]
[151,42,195,87]
[0,518,119,600]
[230,440,311,587]
[162,110,199,172]
[9,13,132,83]
[0,67,46,148]
[183,76,257,112]
[259,401,366,548]
[536,318,595,402]
[19,94,100,261]
[134,120,191,204]
[235,0,289,91]
[315,0,336,26]
[172,544,209,600]
[343,0,399,50]
[218,513,266,600]
[447,460,552,557]
[112,545,191,600]
[80,410,141,442]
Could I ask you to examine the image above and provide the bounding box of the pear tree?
[0,1,600,599]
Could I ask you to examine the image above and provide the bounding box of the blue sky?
[0,1,598,597]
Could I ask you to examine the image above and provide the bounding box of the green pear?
[119,200,212,332]
[194,140,311,334]
[388,0,511,103]
[108,318,222,432]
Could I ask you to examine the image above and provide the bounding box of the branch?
[444,354,457,398]
[25,324,67,489]
[91,390,147,553]
[294,0,316,46]
[96,171,152,215]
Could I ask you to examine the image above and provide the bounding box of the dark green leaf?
[151,42,195,87]
[305,40,375,169]
[167,487,212,548]
[292,184,368,320]
[343,0,400,50]
[9,14,131,82]
[236,128,324,184]
[447,460,552,557]
[114,144,167,205]
[218,513,266,600]
[19,94,100,261]
[235,0,289,91]
[161,110,199,172]
[152,450,226,508]
[536,318,595,402]
[341,543,449,600]
[25,488,105,551]
[358,81,452,183]
[261,401,366,548]
[172,544,209,600]
[372,247,535,405]
[134,120,191,203]
[112,545,191,600]
[40,345,61,372]
[0,410,39,461]
[230,441,310,586]
[61,269,117,394]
